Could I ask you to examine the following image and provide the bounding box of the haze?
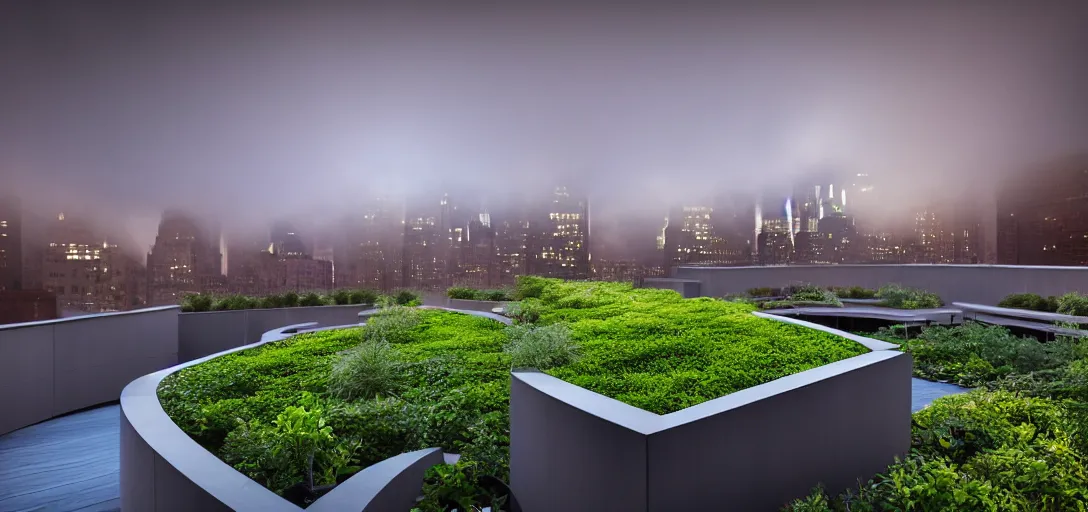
[2,1,1087,251]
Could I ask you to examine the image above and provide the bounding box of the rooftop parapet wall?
[674,264,1088,304]
[0,306,179,436]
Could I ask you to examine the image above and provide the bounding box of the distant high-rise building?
[494,218,529,286]
[270,221,308,258]
[663,206,715,267]
[0,195,22,291]
[531,187,590,279]
[335,197,404,292]
[42,214,145,312]
[402,212,446,291]
[997,156,1088,266]
[818,212,859,264]
[147,210,222,304]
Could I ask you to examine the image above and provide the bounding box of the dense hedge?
[161,277,867,508]
[785,321,1088,511]
[830,286,878,299]
[446,287,512,301]
[179,289,420,312]
[998,292,1088,316]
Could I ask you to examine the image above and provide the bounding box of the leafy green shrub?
[998,293,1059,312]
[298,292,328,307]
[790,284,841,304]
[347,289,378,305]
[364,305,422,344]
[180,293,213,312]
[327,341,402,401]
[873,322,1083,387]
[746,287,777,298]
[876,284,943,309]
[504,323,578,370]
[513,275,548,300]
[1057,292,1088,316]
[221,398,358,497]
[281,292,299,308]
[505,299,543,324]
[447,287,478,300]
[831,286,878,299]
[395,290,421,306]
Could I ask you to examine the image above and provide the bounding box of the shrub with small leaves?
[347,289,378,305]
[180,293,213,312]
[1057,291,1088,316]
[298,292,328,307]
[395,289,421,306]
[998,293,1059,312]
[877,284,943,309]
[505,299,543,324]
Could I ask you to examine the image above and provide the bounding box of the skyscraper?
[147,210,222,304]
[0,195,22,291]
[997,156,1088,266]
[531,186,590,279]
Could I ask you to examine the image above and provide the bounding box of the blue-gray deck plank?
[0,378,967,512]
[0,406,119,512]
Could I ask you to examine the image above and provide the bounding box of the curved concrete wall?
[510,315,912,511]
[0,306,179,435]
[121,307,511,512]
[674,264,1088,305]
[177,304,370,363]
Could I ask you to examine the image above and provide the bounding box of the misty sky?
[2,1,1087,251]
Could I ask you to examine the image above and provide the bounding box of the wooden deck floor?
[0,379,967,512]
[0,405,120,512]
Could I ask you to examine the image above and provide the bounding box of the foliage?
[395,289,422,306]
[870,322,1085,387]
[163,278,867,506]
[179,289,379,312]
[364,305,423,344]
[1057,292,1088,316]
[221,396,359,499]
[746,287,778,298]
[790,284,842,304]
[447,287,512,301]
[504,323,579,370]
[513,275,548,300]
[998,293,1059,313]
[327,341,402,401]
[831,286,878,299]
[505,298,543,324]
[877,284,943,309]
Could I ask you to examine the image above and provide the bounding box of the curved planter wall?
[509,313,912,511]
[0,306,179,435]
[121,308,510,512]
[178,304,373,363]
[674,264,1088,305]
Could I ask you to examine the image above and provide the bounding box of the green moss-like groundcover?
[158,279,867,505]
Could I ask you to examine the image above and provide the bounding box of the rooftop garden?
[785,321,1088,511]
[179,289,420,312]
[159,277,868,509]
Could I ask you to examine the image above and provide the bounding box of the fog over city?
[3,1,1087,253]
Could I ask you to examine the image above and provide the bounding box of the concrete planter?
[509,313,912,511]
[121,308,511,512]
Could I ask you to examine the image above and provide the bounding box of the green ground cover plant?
[446,287,513,301]
[161,277,867,508]
[830,286,878,299]
[998,293,1060,313]
[744,284,844,310]
[875,284,943,309]
[785,321,1088,511]
[179,289,419,312]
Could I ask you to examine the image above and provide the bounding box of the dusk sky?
[2,1,1087,251]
